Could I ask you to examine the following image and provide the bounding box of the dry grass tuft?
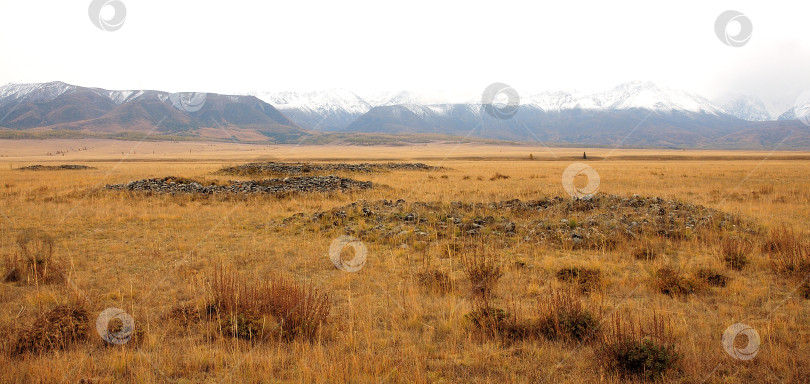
[166,304,203,328]
[695,267,730,288]
[536,288,600,342]
[489,172,510,181]
[462,252,503,307]
[555,267,603,293]
[719,236,753,271]
[763,227,810,299]
[655,267,703,297]
[209,266,331,341]
[596,312,679,380]
[765,227,810,277]
[415,269,453,294]
[12,304,89,355]
[632,239,663,261]
[3,228,64,284]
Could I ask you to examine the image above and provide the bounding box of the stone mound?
[278,194,756,250]
[18,165,95,171]
[105,176,373,195]
[218,162,442,176]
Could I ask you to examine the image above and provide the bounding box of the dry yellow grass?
[0,141,808,383]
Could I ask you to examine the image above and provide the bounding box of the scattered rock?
[278,194,756,251]
[105,176,373,195]
[17,164,95,171]
[219,162,443,176]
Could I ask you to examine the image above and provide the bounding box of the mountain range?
[1,81,808,149]
[0,82,308,142]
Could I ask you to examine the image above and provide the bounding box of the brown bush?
[720,236,753,271]
[209,266,331,341]
[695,267,730,288]
[416,269,452,294]
[655,267,702,297]
[596,312,679,380]
[762,226,804,256]
[632,239,663,261]
[556,267,603,293]
[4,228,64,285]
[765,227,810,278]
[536,288,600,342]
[462,253,503,307]
[464,306,510,338]
[13,304,89,355]
[166,304,203,328]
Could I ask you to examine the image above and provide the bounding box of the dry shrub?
[536,288,600,342]
[556,267,603,293]
[209,266,331,341]
[462,253,503,307]
[763,227,810,299]
[489,172,510,181]
[4,228,64,284]
[13,304,89,355]
[464,306,510,338]
[462,252,507,338]
[655,267,702,297]
[695,267,729,288]
[762,226,803,256]
[764,227,810,277]
[720,236,753,271]
[167,304,203,328]
[596,312,679,380]
[416,269,452,294]
[632,239,663,261]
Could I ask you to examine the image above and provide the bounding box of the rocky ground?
[218,162,442,176]
[277,194,757,251]
[104,176,373,195]
[17,164,95,171]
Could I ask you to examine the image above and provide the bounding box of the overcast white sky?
[0,0,808,114]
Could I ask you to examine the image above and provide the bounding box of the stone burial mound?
[104,176,373,195]
[217,162,443,177]
[278,194,757,251]
[17,164,96,171]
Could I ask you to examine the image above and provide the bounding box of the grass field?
[0,140,809,383]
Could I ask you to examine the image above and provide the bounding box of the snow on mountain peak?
[257,89,371,115]
[715,94,771,121]
[0,81,77,106]
[525,81,723,115]
[777,91,810,124]
[369,89,477,107]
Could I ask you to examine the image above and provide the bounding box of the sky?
[0,0,808,114]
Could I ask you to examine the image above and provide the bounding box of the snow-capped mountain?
[525,90,582,112]
[255,89,371,131]
[0,81,156,107]
[4,80,810,149]
[524,81,724,115]
[0,81,304,141]
[715,94,771,121]
[259,89,370,115]
[368,89,477,107]
[0,81,77,108]
[778,93,810,124]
